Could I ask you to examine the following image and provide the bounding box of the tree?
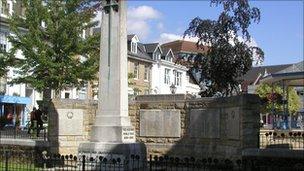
[7,0,100,98]
[255,83,301,115]
[183,0,264,97]
[0,51,8,78]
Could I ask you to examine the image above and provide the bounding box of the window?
[0,77,6,95]
[153,52,161,60]
[165,55,172,62]
[174,70,182,86]
[144,89,149,95]
[134,62,139,79]
[0,33,8,52]
[131,42,137,53]
[64,93,70,99]
[1,1,10,16]
[78,83,88,99]
[164,68,170,84]
[144,65,149,81]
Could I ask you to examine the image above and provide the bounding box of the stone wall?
[47,94,260,159]
[132,94,260,160]
[47,99,97,154]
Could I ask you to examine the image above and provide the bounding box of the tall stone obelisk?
[79,0,145,160]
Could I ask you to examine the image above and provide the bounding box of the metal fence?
[1,150,304,171]
[260,131,304,149]
[0,126,47,141]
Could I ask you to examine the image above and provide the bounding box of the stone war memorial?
[45,0,259,164]
[77,0,146,168]
[42,0,262,168]
[45,0,261,163]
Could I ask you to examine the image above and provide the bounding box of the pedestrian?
[35,108,43,136]
[28,107,37,134]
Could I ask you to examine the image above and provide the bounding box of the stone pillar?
[78,0,145,168]
[89,0,134,143]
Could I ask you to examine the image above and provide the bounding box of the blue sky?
[127,0,304,66]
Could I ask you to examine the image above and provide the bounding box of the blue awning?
[0,95,31,105]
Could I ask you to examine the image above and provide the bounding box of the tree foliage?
[0,50,8,78]
[7,0,100,96]
[255,83,301,115]
[184,0,264,97]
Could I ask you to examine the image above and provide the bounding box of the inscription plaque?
[122,127,135,141]
[225,107,240,140]
[139,109,181,137]
[58,109,83,136]
[189,109,220,138]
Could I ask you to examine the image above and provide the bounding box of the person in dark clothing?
[35,108,43,136]
[28,107,37,134]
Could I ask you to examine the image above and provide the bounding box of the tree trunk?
[42,88,52,100]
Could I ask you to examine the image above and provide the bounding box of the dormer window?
[153,52,161,60]
[165,55,172,62]
[131,42,137,53]
[1,0,13,16]
[0,33,8,52]
[163,49,174,62]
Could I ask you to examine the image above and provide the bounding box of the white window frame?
[144,65,149,81]
[165,55,172,62]
[131,42,137,53]
[174,70,182,86]
[0,32,8,52]
[134,62,139,79]
[164,68,170,85]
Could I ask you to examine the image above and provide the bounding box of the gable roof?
[276,61,304,74]
[128,42,154,62]
[161,47,174,58]
[127,34,136,41]
[144,43,161,54]
[259,61,304,86]
[243,64,293,84]
[127,34,139,42]
[162,40,207,54]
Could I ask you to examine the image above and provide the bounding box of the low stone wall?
[133,94,260,160]
[47,94,260,159]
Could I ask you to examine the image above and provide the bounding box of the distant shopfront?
[0,95,31,128]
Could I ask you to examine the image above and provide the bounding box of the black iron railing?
[260,131,304,149]
[1,150,304,171]
[0,126,47,141]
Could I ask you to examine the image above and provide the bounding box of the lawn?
[0,162,40,171]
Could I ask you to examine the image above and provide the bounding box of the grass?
[0,162,40,171]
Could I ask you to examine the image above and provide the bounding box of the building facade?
[127,35,154,95]
[127,36,200,95]
[0,0,40,128]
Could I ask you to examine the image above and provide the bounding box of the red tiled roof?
[162,40,208,54]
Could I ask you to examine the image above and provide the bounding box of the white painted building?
[145,43,200,95]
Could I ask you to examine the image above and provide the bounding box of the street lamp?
[170,83,177,94]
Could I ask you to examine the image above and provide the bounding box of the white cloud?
[93,5,161,39]
[158,33,199,44]
[128,6,161,20]
[127,6,162,40]
[127,20,150,39]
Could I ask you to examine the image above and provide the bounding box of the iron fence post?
[14,127,16,139]
[5,151,8,171]
[82,155,86,171]
[149,155,152,171]
[44,127,46,141]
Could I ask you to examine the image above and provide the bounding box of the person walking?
[35,108,43,136]
[28,107,37,134]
